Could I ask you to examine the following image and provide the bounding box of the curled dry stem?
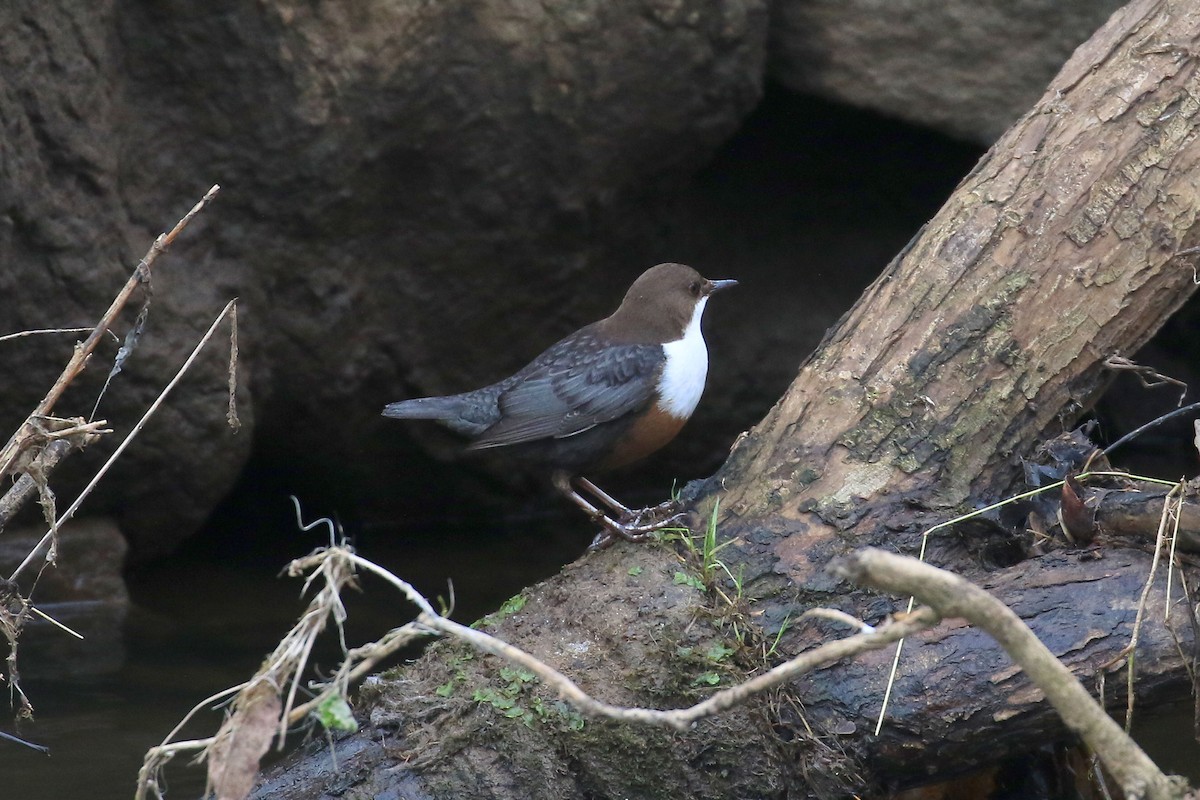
[136,540,941,800]
[831,548,1188,800]
[0,184,220,483]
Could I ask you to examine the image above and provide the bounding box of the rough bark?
[255,1,1200,797]
[706,0,1200,784]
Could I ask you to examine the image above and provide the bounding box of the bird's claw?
[586,510,689,551]
[617,499,684,529]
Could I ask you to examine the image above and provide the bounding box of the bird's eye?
[689,281,702,296]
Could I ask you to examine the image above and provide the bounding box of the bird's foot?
[616,497,685,528]
[553,471,690,551]
[586,510,689,551]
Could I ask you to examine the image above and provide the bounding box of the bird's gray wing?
[467,337,663,449]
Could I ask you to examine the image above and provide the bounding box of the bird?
[382,262,736,549]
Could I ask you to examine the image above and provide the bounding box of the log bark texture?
[256,1,1200,797]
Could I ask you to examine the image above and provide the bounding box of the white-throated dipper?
[382,263,736,549]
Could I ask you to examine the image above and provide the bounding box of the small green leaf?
[314,695,358,732]
[673,571,704,591]
[498,594,527,616]
[692,672,721,686]
[472,687,502,705]
[627,565,643,576]
[704,642,735,662]
[435,681,455,698]
[499,667,536,684]
[504,706,526,719]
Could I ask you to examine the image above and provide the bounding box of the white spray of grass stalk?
[874,470,1182,736]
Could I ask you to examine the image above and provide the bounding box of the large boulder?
[1,1,768,557]
[769,0,1128,144]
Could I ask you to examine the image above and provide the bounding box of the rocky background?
[1,0,1145,562]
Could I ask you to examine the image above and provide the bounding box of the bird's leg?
[573,476,684,527]
[551,471,687,551]
[570,476,636,518]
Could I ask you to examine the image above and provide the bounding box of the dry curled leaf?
[207,683,281,800]
[1058,473,1096,544]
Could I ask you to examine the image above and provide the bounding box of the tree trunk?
[255,0,1200,796]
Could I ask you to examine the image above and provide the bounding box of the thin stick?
[0,327,119,344]
[1165,481,1184,623]
[1119,482,1179,732]
[344,548,938,729]
[801,607,876,633]
[1103,401,1200,457]
[28,606,84,640]
[9,300,237,584]
[833,548,1180,800]
[136,543,935,797]
[0,185,219,481]
[284,627,426,723]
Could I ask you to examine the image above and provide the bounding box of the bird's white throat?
[657,296,709,419]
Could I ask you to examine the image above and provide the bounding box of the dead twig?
[0,327,119,345]
[1103,355,1187,407]
[831,548,1187,800]
[0,184,220,483]
[136,527,939,800]
[1103,401,1200,457]
[9,300,238,585]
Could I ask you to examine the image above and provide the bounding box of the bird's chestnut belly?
[594,403,689,471]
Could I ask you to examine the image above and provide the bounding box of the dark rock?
[0,518,129,678]
[769,0,1127,144]
[1,1,768,557]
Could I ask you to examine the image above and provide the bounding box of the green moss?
[470,592,528,629]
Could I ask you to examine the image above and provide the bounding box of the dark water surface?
[5,503,1199,799]
[0,507,585,800]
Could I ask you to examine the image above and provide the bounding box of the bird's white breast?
[657,296,709,419]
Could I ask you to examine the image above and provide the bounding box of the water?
[1,500,1197,798]
[0,510,585,800]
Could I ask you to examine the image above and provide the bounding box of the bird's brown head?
[603,263,737,344]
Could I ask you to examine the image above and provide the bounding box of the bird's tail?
[382,392,498,437]
[381,396,465,421]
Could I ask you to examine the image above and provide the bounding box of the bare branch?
[829,547,1187,800]
[0,184,220,482]
[136,542,939,799]
[9,300,238,584]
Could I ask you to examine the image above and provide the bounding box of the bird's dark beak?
[705,278,738,294]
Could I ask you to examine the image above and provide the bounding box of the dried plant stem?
[9,299,238,584]
[832,548,1184,800]
[0,327,118,344]
[1118,482,1182,732]
[331,549,938,731]
[0,185,219,482]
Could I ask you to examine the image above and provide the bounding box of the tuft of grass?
[765,614,792,659]
[669,499,745,607]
